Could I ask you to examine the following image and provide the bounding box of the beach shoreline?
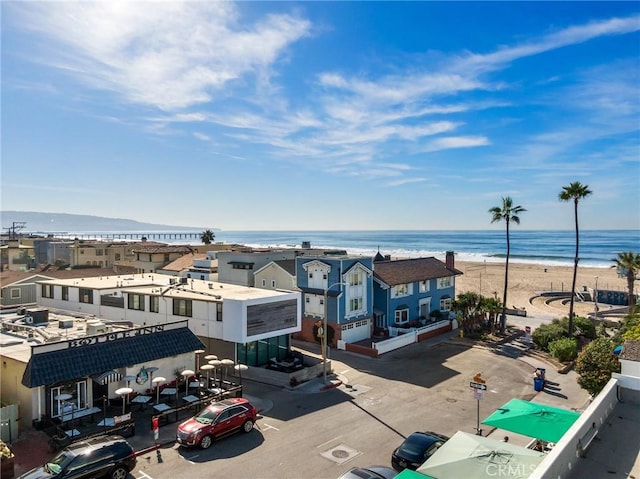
[454,259,628,318]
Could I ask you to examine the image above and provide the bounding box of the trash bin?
[533,377,544,392]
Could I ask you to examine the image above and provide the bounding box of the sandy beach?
[454,260,629,319]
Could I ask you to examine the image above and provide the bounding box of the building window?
[96,249,104,256]
[10,288,21,299]
[440,298,452,312]
[115,253,121,261]
[419,280,430,293]
[216,302,222,322]
[62,286,69,301]
[41,284,54,299]
[262,279,266,287]
[271,280,276,288]
[395,308,409,323]
[437,277,452,289]
[349,297,363,312]
[173,298,192,317]
[150,296,159,313]
[391,283,410,298]
[79,288,93,304]
[164,254,170,262]
[349,271,362,286]
[128,294,145,311]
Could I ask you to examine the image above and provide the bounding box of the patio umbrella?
[394,469,437,479]
[481,398,580,443]
[417,431,546,479]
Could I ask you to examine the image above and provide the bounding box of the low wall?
[0,404,19,443]
[529,378,619,479]
[374,320,451,355]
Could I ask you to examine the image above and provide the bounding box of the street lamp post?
[323,281,346,384]
[594,276,599,317]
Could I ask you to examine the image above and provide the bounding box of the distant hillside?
[1,211,207,233]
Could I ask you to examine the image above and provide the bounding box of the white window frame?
[395,308,409,324]
[419,280,430,293]
[10,288,21,299]
[437,277,452,289]
[440,297,452,312]
[391,283,410,298]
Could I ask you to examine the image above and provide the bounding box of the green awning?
[395,469,436,479]
[482,398,580,443]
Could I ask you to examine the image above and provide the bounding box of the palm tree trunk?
[501,221,510,333]
[628,272,636,314]
[568,199,579,336]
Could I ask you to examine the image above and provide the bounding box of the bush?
[548,337,578,362]
[532,322,565,350]
[572,316,597,339]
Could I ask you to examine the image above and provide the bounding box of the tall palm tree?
[200,229,215,244]
[489,197,526,334]
[559,182,592,336]
[611,252,640,314]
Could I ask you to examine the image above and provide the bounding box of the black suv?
[391,431,449,471]
[18,435,137,479]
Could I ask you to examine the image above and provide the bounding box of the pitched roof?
[274,259,296,276]
[373,257,462,286]
[161,253,207,272]
[22,325,205,387]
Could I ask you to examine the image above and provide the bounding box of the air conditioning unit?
[86,320,112,335]
[169,278,176,285]
[58,319,74,329]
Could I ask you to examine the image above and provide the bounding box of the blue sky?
[2,1,639,231]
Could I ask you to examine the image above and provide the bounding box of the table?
[153,403,172,413]
[65,429,81,438]
[131,395,152,410]
[182,395,199,403]
[97,418,115,427]
[160,388,177,396]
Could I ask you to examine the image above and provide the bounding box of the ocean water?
[69,229,637,269]
[210,230,638,268]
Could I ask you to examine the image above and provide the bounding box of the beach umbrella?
[122,375,136,403]
[394,470,436,479]
[481,398,580,443]
[209,359,222,387]
[115,387,133,415]
[417,431,546,479]
[234,364,248,385]
[201,364,214,389]
[152,376,166,404]
[221,359,234,385]
[181,369,195,395]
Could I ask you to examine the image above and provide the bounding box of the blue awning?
[22,326,205,388]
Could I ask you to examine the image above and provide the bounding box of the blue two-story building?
[372,251,462,335]
[294,254,374,346]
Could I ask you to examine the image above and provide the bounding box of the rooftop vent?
[58,319,74,329]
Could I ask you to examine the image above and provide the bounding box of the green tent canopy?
[417,431,546,479]
[482,398,580,443]
[395,469,436,479]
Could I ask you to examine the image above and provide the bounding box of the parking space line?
[261,422,280,431]
[137,472,154,479]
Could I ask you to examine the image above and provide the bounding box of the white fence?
[374,320,453,355]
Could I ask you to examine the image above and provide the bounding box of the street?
[130,337,537,479]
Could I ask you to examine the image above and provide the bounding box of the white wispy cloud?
[8,1,311,111]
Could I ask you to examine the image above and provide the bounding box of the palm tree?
[611,252,640,314]
[559,182,592,336]
[200,229,215,244]
[483,296,502,334]
[489,197,526,334]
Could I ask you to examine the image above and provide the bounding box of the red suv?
[176,398,258,449]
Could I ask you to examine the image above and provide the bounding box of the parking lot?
[130,334,545,479]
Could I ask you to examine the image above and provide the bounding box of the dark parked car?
[391,431,449,471]
[338,466,398,479]
[17,435,137,479]
[176,397,258,449]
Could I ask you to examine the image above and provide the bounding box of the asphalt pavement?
[9,323,590,478]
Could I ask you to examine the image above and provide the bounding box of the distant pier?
[36,232,202,241]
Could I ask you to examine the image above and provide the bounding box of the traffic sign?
[474,389,484,400]
[470,381,487,390]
